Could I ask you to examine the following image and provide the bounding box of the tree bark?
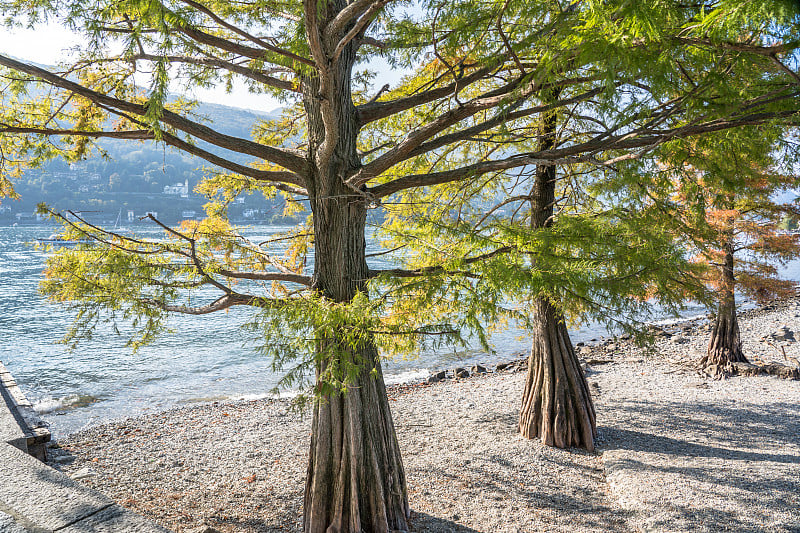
[518,88,597,451]
[303,178,410,533]
[519,299,597,450]
[701,240,748,370]
[304,345,409,533]
[300,22,409,531]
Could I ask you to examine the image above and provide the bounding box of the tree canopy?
[1,0,799,529]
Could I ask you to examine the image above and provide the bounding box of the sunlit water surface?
[1,225,797,437]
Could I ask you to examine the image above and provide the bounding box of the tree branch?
[331,0,393,63]
[356,65,495,125]
[368,245,515,278]
[0,54,309,177]
[143,293,274,314]
[131,53,299,92]
[174,1,314,67]
[216,269,313,286]
[351,76,533,185]
[369,106,800,198]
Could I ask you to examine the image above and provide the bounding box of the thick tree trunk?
[300,30,409,530]
[303,182,410,533]
[304,347,409,533]
[519,299,596,450]
[518,88,596,451]
[701,241,747,370]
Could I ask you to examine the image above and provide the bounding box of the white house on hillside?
[164,179,189,198]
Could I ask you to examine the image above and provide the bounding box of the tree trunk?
[519,299,597,450]
[300,30,409,531]
[303,182,410,533]
[518,88,596,451]
[304,346,409,533]
[701,240,747,370]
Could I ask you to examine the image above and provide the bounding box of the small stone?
[605,343,617,352]
[496,362,511,371]
[471,364,487,374]
[427,370,447,383]
[672,336,689,344]
[70,466,96,480]
[454,368,470,379]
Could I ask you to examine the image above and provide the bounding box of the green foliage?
[1,0,799,401]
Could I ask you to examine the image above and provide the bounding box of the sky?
[0,24,285,112]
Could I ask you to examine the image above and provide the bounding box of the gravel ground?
[47,299,800,533]
[592,299,800,533]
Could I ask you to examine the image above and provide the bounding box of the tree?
[1,1,799,528]
[374,0,800,451]
[652,128,800,373]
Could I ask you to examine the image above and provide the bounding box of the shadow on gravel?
[408,460,631,532]
[409,511,481,532]
[599,398,800,531]
[603,427,798,464]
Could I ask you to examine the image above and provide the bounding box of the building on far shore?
[164,179,189,198]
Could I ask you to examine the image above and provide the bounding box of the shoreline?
[46,298,800,532]
[23,295,791,439]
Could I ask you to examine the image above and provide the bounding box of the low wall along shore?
[0,361,169,532]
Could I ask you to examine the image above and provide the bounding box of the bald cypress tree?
[0,1,798,527]
[646,129,800,375]
[375,0,800,451]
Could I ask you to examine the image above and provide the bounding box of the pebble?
[48,298,800,532]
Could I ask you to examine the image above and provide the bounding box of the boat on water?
[36,234,94,248]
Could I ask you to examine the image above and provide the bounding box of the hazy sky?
[0,24,285,112]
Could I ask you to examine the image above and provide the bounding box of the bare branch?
[327,0,394,43]
[331,0,393,63]
[369,105,800,198]
[352,76,533,185]
[143,293,275,314]
[175,1,314,67]
[216,269,312,286]
[0,54,310,177]
[0,126,153,140]
[356,65,496,124]
[131,53,299,92]
[369,246,515,278]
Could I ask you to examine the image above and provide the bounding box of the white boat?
[36,234,93,248]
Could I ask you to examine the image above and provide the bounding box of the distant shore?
[47,297,800,532]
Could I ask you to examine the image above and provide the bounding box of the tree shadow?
[598,399,800,531]
[408,511,482,532]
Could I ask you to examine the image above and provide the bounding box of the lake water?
[1,225,797,437]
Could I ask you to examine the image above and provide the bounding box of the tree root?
[699,361,799,380]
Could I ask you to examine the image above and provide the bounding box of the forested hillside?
[1,102,288,224]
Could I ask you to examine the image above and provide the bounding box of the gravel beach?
[47,299,800,532]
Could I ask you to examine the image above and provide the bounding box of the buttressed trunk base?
[700,241,747,375]
[701,297,748,374]
[304,348,410,533]
[519,299,597,451]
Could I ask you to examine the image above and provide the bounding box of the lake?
[0,224,797,437]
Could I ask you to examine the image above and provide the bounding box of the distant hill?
[1,100,297,226]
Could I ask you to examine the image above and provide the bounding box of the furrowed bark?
[519,298,597,450]
[701,239,748,370]
[301,7,409,528]
[518,88,596,451]
[304,177,410,532]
